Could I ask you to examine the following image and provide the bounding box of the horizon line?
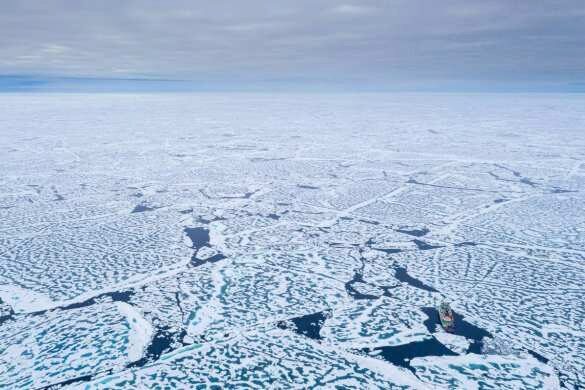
[1,74,584,93]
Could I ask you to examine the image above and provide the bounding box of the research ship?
[439,302,455,331]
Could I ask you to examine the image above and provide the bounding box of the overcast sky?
[1,0,584,91]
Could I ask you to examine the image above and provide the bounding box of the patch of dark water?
[365,237,398,253]
[491,166,539,188]
[174,291,185,322]
[526,349,549,364]
[250,157,287,162]
[54,291,134,312]
[195,215,225,224]
[345,273,380,300]
[407,178,492,193]
[199,189,258,199]
[191,253,227,267]
[292,210,324,215]
[207,253,227,262]
[36,372,99,390]
[26,290,135,318]
[0,313,12,326]
[380,285,400,296]
[277,311,330,340]
[363,337,457,374]
[131,204,157,213]
[394,267,437,292]
[127,327,188,369]
[371,247,402,255]
[267,213,280,220]
[184,227,210,249]
[396,228,429,237]
[27,184,42,194]
[488,172,516,184]
[520,178,537,187]
[557,372,574,390]
[421,307,492,353]
[359,219,379,225]
[413,239,443,250]
[0,299,15,327]
[454,242,477,247]
[240,190,257,199]
[551,188,577,194]
[494,198,508,203]
[297,184,319,190]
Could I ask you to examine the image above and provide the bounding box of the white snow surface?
[0,93,584,389]
[115,302,153,362]
[0,285,53,313]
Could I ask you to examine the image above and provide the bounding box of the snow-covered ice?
[0,92,584,388]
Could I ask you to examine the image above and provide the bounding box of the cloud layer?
[1,0,584,90]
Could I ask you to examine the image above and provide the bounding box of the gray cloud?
[0,0,584,90]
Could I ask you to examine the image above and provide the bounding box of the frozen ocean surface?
[0,93,584,389]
